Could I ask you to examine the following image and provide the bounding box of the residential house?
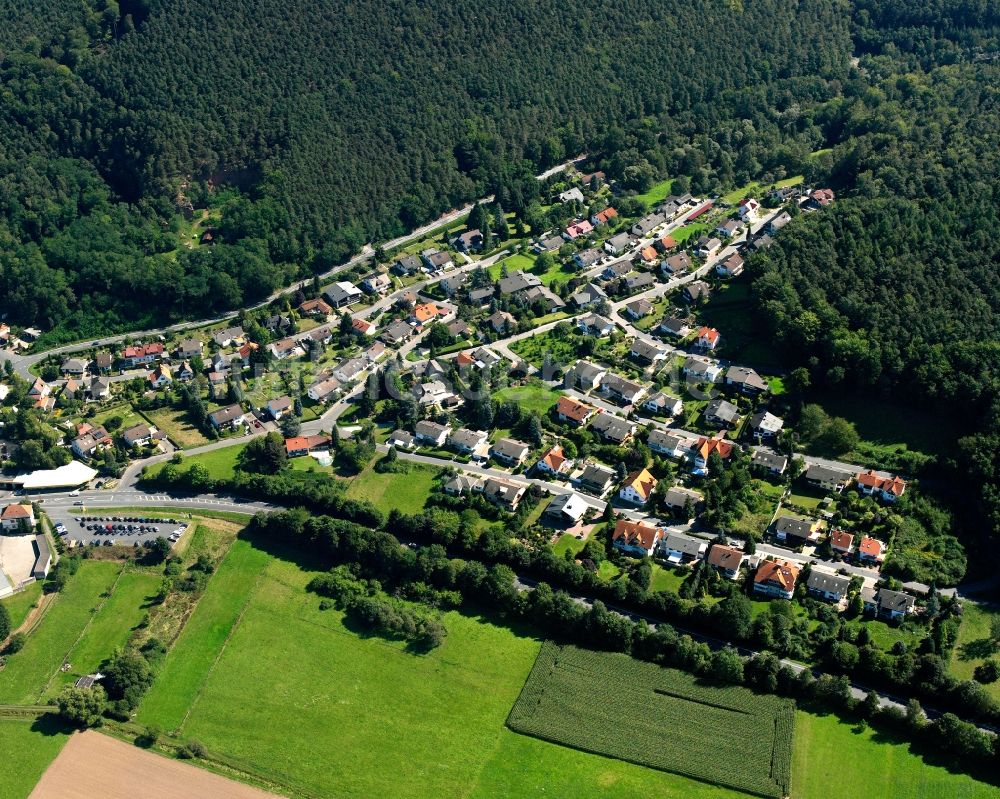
[769,186,798,205]
[662,252,692,275]
[93,352,112,373]
[629,338,668,366]
[751,233,775,252]
[704,398,740,428]
[361,272,392,294]
[263,313,292,334]
[856,470,906,502]
[208,405,245,431]
[566,360,607,391]
[753,560,800,600]
[490,437,530,466]
[266,396,293,420]
[421,249,454,272]
[323,281,364,308]
[545,492,589,525]
[482,477,527,511]
[87,377,110,401]
[499,270,542,296]
[177,338,202,359]
[657,317,692,338]
[467,286,495,306]
[298,298,333,317]
[716,219,741,238]
[619,468,658,505]
[738,198,761,221]
[751,448,788,476]
[415,380,454,407]
[392,254,423,276]
[570,282,607,309]
[829,529,855,557]
[638,246,658,264]
[536,445,572,476]
[602,259,633,280]
[807,571,851,603]
[612,519,662,557]
[662,534,707,565]
[591,413,635,445]
[208,371,228,399]
[268,337,302,361]
[147,364,173,389]
[1,503,35,532]
[122,424,163,449]
[576,313,616,336]
[590,207,618,226]
[573,248,603,269]
[352,318,377,337]
[448,428,489,455]
[691,433,735,474]
[768,211,793,235]
[749,411,784,441]
[809,188,835,208]
[625,298,654,319]
[486,311,516,334]
[663,486,704,520]
[414,420,450,447]
[61,357,89,376]
[857,536,886,565]
[307,377,341,404]
[212,327,245,348]
[683,357,722,383]
[682,280,711,304]
[386,430,417,451]
[604,232,632,255]
[654,234,678,253]
[804,464,852,493]
[726,366,768,394]
[533,234,565,253]
[410,302,447,327]
[523,285,566,312]
[865,588,915,621]
[63,379,81,400]
[446,319,471,339]
[363,341,387,363]
[555,396,597,426]
[642,391,682,417]
[631,213,667,237]
[121,343,164,368]
[773,516,822,546]
[564,220,594,240]
[708,545,745,580]
[71,425,112,459]
[577,462,616,495]
[648,430,687,458]
[559,187,584,204]
[716,253,744,278]
[696,237,723,259]
[380,321,414,346]
[443,474,484,496]
[601,373,647,405]
[696,327,720,351]
[579,170,605,185]
[623,272,655,292]
[452,229,484,252]
[285,434,332,458]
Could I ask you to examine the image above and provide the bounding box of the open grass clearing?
[493,383,563,414]
[344,461,439,515]
[150,443,247,482]
[0,561,122,704]
[142,407,211,449]
[633,177,675,208]
[950,603,1000,702]
[2,581,43,631]
[0,718,72,799]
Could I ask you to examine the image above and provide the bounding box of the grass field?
[508,642,794,797]
[494,383,563,414]
[142,407,211,449]
[721,176,803,205]
[633,178,675,208]
[46,570,160,697]
[2,580,42,630]
[150,443,247,481]
[950,603,1000,702]
[344,462,439,515]
[792,711,1000,799]
[0,561,123,704]
[0,719,71,799]
[552,533,586,558]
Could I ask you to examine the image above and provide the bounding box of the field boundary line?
[176,562,269,732]
[37,563,127,702]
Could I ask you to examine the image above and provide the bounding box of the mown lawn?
[792,711,1000,799]
[0,718,72,799]
[0,561,122,704]
[650,564,688,593]
[1,580,42,630]
[950,603,1000,703]
[633,177,675,208]
[168,444,246,481]
[344,462,439,515]
[552,533,586,558]
[493,383,563,414]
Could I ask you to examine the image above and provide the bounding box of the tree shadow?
[957,637,997,661]
[29,712,76,737]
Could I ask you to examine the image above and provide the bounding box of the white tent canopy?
[12,461,97,490]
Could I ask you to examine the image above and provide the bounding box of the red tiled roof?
[556,396,594,423]
[708,545,744,570]
[613,520,660,550]
[695,434,733,461]
[858,536,884,557]
[622,468,657,501]
[830,529,854,551]
[284,434,331,455]
[1,503,32,520]
[540,446,568,472]
[697,326,720,344]
[755,560,799,590]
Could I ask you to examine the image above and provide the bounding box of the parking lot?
[51,513,190,549]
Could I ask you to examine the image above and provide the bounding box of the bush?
[177,739,208,759]
[3,632,26,655]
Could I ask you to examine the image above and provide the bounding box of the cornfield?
[507,642,794,798]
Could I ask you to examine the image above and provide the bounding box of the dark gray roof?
[807,571,851,595]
